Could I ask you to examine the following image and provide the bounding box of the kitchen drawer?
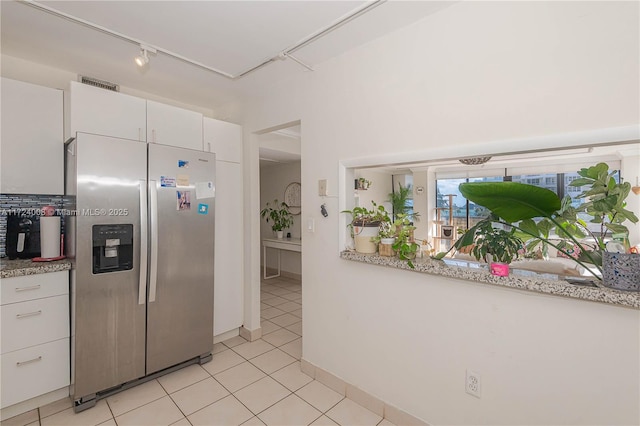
[1,338,70,409]
[1,271,68,305]
[1,295,69,354]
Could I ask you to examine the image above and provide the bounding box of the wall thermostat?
[416,186,425,195]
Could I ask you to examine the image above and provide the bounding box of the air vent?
[79,76,119,92]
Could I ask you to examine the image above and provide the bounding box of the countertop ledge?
[340,251,640,309]
[0,258,72,278]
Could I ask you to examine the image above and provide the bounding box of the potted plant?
[355,177,372,190]
[342,201,390,253]
[438,162,638,287]
[388,183,420,222]
[260,199,294,239]
[372,221,396,256]
[458,217,524,276]
[391,214,420,268]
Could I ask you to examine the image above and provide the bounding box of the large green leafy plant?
[434,163,638,282]
[571,163,637,249]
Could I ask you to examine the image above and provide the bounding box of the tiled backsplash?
[0,194,73,258]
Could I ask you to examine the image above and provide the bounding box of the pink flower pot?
[490,262,509,276]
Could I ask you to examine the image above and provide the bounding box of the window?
[436,169,621,234]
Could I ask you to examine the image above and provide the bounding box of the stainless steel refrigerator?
[66,133,215,411]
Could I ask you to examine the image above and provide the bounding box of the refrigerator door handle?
[149,180,158,303]
[138,180,148,305]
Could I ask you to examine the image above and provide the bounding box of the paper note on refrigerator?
[177,175,190,186]
[195,181,215,199]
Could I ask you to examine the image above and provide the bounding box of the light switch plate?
[318,179,328,196]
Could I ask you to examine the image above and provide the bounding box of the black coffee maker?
[6,214,41,259]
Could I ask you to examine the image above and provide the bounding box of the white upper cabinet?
[203,117,242,163]
[147,100,203,151]
[1,78,63,195]
[66,81,146,142]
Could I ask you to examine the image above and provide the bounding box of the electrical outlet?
[466,370,481,398]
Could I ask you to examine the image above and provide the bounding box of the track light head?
[134,45,156,67]
[135,49,149,67]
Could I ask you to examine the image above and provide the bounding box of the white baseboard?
[300,359,428,426]
[213,328,239,344]
[240,326,262,342]
[262,267,302,281]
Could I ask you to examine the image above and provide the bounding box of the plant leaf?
[459,182,561,223]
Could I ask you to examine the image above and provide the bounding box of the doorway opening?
[256,123,303,344]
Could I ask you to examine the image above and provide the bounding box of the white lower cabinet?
[0,339,70,408]
[0,271,70,410]
[1,295,69,354]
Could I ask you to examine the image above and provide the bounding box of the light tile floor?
[2,276,393,426]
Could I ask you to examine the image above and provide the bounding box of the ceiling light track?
[19,0,234,78]
[236,0,386,78]
[19,0,386,80]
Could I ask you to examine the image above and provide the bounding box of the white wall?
[354,169,392,213]
[241,2,640,424]
[260,161,302,276]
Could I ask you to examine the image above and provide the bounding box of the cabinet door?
[1,294,70,354]
[147,100,203,150]
[1,338,70,408]
[0,271,68,305]
[203,117,242,162]
[1,78,63,195]
[67,81,146,142]
[214,161,244,335]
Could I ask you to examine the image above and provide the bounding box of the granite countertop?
[340,251,640,309]
[0,258,72,278]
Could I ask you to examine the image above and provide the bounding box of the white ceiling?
[1,0,453,111]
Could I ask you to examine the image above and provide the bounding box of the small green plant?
[356,177,372,190]
[391,214,420,268]
[342,201,390,237]
[462,218,524,264]
[371,220,395,245]
[260,199,294,232]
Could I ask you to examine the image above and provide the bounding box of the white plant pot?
[381,238,396,245]
[276,230,284,239]
[353,225,378,254]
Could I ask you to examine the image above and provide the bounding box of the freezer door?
[72,134,147,399]
[146,144,215,373]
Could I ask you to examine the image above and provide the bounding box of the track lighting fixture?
[134,45,156,67]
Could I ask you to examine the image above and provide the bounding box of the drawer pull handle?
[17,356,42,366]
[16,310,42,319]
[15,285,41,292]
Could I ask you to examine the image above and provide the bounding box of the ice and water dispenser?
[92,224,134,273]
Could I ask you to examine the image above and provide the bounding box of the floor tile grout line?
[247,354,298,377]
[157,367,211,395]
[105,380,168,420]
[234,386,293,419]
[104,396,117,425]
